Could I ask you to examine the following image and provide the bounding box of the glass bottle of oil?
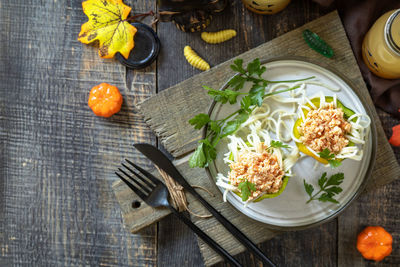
[362,9,400,79]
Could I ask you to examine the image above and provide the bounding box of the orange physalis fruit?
[88,83,123,117]
[357,226,393,262]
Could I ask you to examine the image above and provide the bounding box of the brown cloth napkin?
[313,0,400,118]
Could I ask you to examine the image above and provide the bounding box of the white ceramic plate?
[205,58,376,230]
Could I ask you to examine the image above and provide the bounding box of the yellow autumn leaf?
[78,0,137,59]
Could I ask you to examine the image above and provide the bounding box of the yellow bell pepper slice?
[293,96,355,164]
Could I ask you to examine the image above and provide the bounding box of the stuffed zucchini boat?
[292,94,370,165]
[216,118,299,205]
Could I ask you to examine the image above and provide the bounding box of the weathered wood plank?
[0,0,157,266]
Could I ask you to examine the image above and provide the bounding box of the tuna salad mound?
[229,147,285,200]
[298,103,352,154]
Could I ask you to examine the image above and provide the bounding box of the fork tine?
[115,171,147,200]
[125,159,161,185]
[118,167,151,194]
[121,162,155,189]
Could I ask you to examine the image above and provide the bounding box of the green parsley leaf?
[303,180,314,197]
[318,193,339,204]
[250,92,263,107]
[220,120,240,137]
[325,186,343,195]
[257,66,267,77]
[230,59,246,74]
[189,143,206,168]
[325,172,344,187]
[236,110,250,123]
[240,95,252,113]
[249,84,265,95]
[209,121,221,134]
[238,179,257,201]
[318,148,342,168]
[247,58,261,76]
[249,84,265,106]
[227,75,246,91]
[201,139,217,165]
[305,172,344,204]
[263,85,300,97]
[328,160,342,168]
[318,148,335,160]
[189,113,210,130]
[204,86,241,104]
[317,172,327,188]
[188,140,217,168]
[270,140,290,149]
[220,110,249,138]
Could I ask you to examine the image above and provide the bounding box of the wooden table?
[0,0,399,266]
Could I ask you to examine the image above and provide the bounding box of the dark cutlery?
[115,159,242,267]
[133,143,276,267]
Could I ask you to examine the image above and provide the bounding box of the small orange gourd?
[389,123,400,147]
[88,83,123,117]
[357,226,393,262]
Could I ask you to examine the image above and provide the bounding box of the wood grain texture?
[1,0,399,267]
[0,0,157,266]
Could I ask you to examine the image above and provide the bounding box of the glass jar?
[241,0,291,15]
[362,9,400,79]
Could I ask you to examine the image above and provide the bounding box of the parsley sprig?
[318,148,342,168]
[188,58,315,168]
[238,179,257,201]
[270,140,290,149]
[303,172,344,204]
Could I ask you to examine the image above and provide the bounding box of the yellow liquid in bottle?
[362,9,400,79]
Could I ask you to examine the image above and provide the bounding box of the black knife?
[134,143,276,267]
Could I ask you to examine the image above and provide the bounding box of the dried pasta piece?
[183,46,210,71]
[201,29,237,44]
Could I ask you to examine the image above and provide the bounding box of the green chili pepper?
[303,29,334,58]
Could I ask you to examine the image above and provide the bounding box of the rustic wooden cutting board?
[112,11,400,266]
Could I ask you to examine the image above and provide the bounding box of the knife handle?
[189,189,276,267]
[168,206,242,267]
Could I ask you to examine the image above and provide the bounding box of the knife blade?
[133,143,276,267]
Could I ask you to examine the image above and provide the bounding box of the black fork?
[116,159,242,267]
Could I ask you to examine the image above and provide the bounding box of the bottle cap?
[116,22,160,69]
